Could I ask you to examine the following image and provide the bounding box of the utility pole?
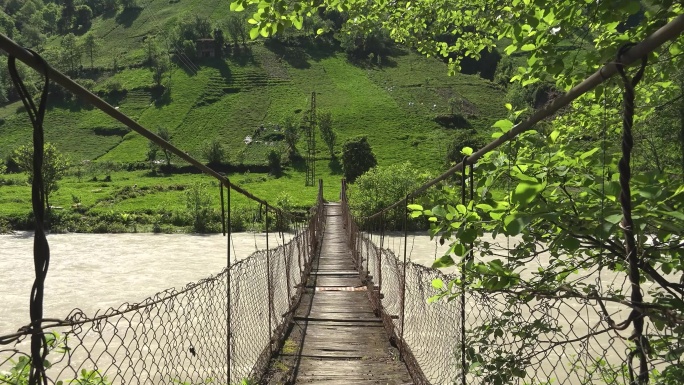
[305,91,316,186]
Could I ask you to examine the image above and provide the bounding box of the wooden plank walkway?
[267,203,413,384]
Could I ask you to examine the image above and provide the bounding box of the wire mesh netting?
[359,236,462,384]
[0,203,324,385]
[342,195,682,385]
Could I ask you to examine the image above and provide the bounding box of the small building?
[196,39,216,58]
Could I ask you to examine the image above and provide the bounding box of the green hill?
[0,0,508,232]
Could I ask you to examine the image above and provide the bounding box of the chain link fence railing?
[1,184,325,385]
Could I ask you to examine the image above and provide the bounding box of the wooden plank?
[310,270,359,275]
[266,203,412,385]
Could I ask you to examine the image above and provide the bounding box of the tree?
[341,136,376,183]
[225,15,247,47]
[74,5,93,30]
[213,27,225,57]
[148,128,173,167]
[120,0,136,10]
[82,32,101,68]
[60,33,82,74]
[230,2,684,382]
[281,114,300,158]
[58,0,76,33]
[202,139,226,165]
[318,111,336,158]
[13,143,70,212]
[0,11,18,39]
[349,162,430,226]
[267,149,282,176]
[194,15,212,38]
[184,182,216,233]
[151,53,170,86]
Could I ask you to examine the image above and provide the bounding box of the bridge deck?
[267,203,412,384]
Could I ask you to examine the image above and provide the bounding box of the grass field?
[0,2,509,232]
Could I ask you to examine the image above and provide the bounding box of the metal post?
[226,184,231,384]
[460,159,468,385]
[400,195,409,361]
[265,204,272,351]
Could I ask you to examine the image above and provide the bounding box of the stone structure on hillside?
[196,39,216,58]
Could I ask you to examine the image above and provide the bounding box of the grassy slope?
[0,2,507,224]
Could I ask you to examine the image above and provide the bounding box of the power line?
[140,0,200,74]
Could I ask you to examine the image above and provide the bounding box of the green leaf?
[432,205,447,218]
[605,213,623,224]
[461,146,473,156]
[504,214,531,235]
[492,119,514,132]
[432,254,455,268]
[432,278,444,289]
[229,2,245,11]
[512,180,544,205]
[292,16,303,29]
[407,204,423,211]
[579,147,599,159]
[475,203,493,211]
[658,210,684,221]
[453,243,467,257]
[521,43,535,51]
[249,27,260,40]
[549,130,560,143]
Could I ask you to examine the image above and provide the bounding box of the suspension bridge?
[1,14,684,385]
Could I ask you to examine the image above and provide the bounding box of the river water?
[0,231,634,384]
[0,231,294,335]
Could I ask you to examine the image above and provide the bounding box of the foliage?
[183,182,216,233]
[60,33,82,74]
[202,139,226,165]
[0,332,111,385]
[317,111,336,157]
[348,162,430,227]
[225,15,247,47]
[337,25,393,63]
[274,192,292,231]
[12,142,70,210]
[267,149,282,176]
[410,110,684,383]
[281,114,300,158]
[444,129,486,168]
[148,128,173,167]
[341,136,376,183]
[81,32,101,69]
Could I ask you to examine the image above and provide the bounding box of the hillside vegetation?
[0,0,511,232]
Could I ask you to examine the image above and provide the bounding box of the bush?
[341,136,377,183]
[202,139,226,165]
[348,162,432,229]
[184,182,216,233]
[445,129,487,167]
[274,192,292,231]
[267,149,282,176]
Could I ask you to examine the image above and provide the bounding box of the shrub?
[184,182,216,233]
[202,139,226,165]
[445,129,487,168]
[274,192,293,231]
[348,162,431,228]
[341,136,376,183]
[267,149,282,176]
